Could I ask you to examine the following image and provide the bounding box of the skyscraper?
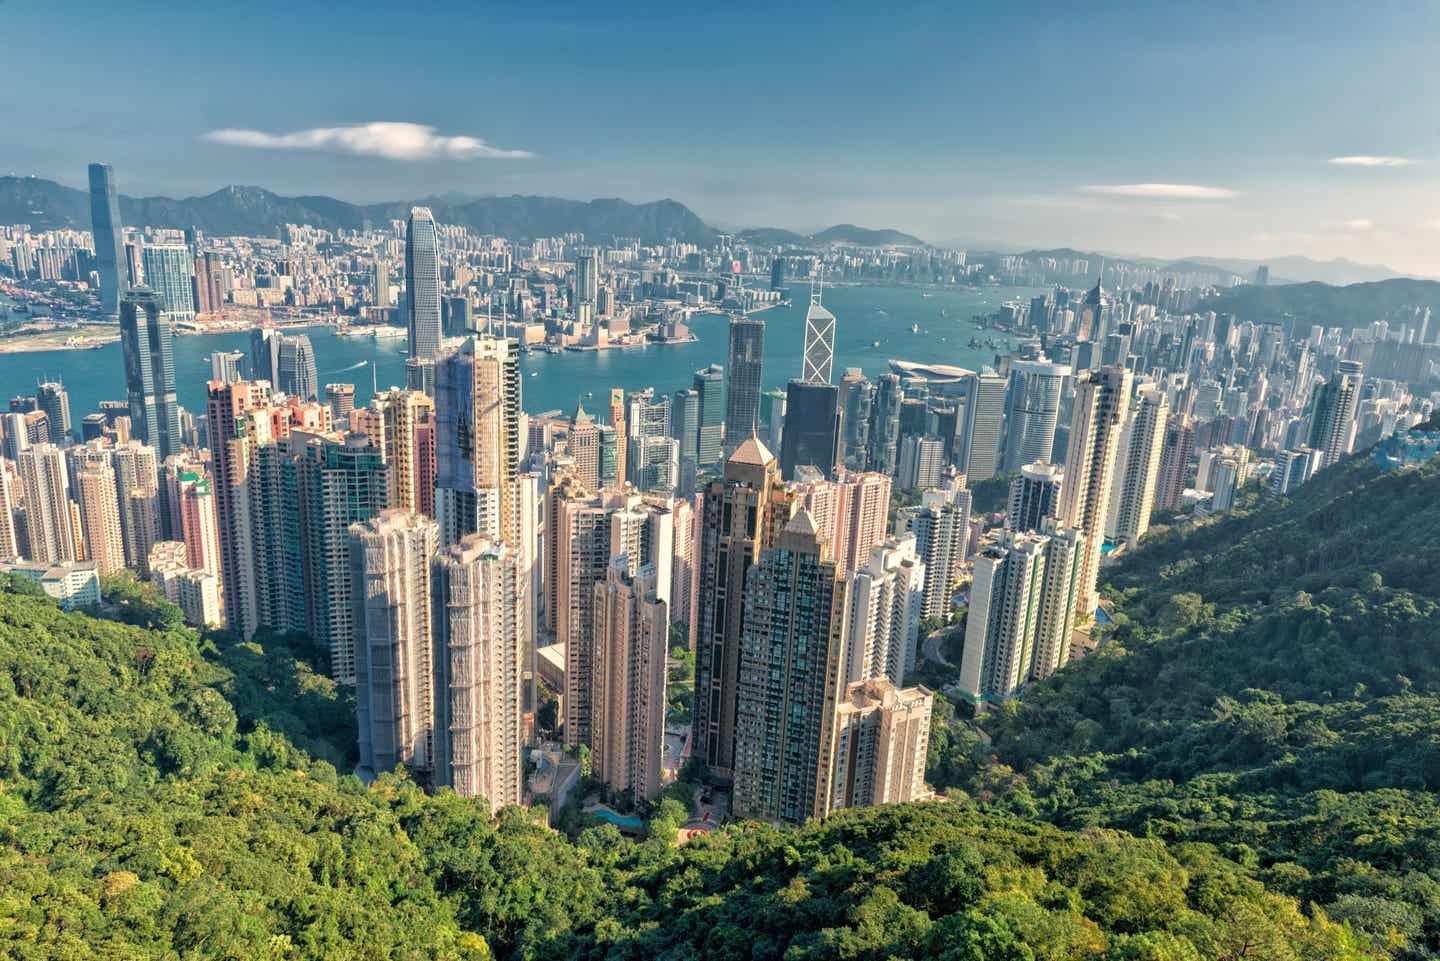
[435,336,523,546]
[958,520,1082,702]
[896,483,971,622]
[17,444,77,563]
[694,435,795,776]
[801,289,836,385]
[87,163,128,316]
[732,511,846,825]
[207,380,273,638]
[119,289,181,459]
[845,535,926,686]
[113,441,160,574]
[1155,419,1194,512]
[431,535,527,807]
[574,247,599,307]
[278,334,319,401]
[1007,461,1063,533]
[568,404,602,490]
[1058,366,1132,624]
[140,245,197,320]
[693,364,725,466]
[1307,360,1364,467]
[724,315,765,454]
[298,433,390,684]
[35,383,70,445]
[959,370,1007,483]
[210,351,246,385]
[1003,360,1069,473]
[351,510,439,779]
[867,373,903,476]
[830,679,932,810]
[779,381,842,482]
[405,207,443,360]
[591,557,668,801]
[608,388,628,488]
[1106,384,1168,549]
[73,460,125,576]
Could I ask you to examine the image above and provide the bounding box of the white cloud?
[1344,218,1374,231]
[1329,155,1413,167]
[1080,183,1236,200]
[202,122,534,160]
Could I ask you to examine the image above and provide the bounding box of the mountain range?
[1,174,1420,284]
[0,175,926,250]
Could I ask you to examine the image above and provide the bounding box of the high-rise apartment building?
[895,483,971,622]
[959,522,1084,702]
[298,433,389,683]
[1007,461,1063,533]
[1154,420,1194,512]
[694,435,796,776]
[120,289,181,459]
[1307,360,1364,467]
[140,245,197,320]
[1003,360,1069,472]
[207,380,274,638]
[406,207,443,360]
[724,316,765,454]
[830,679,932,810]
[327,384,356,423]
[1106,384,1168,549]
[35,383,70,444]
[1058,366,1131,623]
[73,460,125,576]
[435,336,523,546]
[17,444,77,563]
[431,535,527,807]
[88,163,129,316]
[591,558,668,801]
[113,441,160,574]
[1271,446,1324,496]
[845,535,926,686]
[351,510,439,778]
[732,511,846,825]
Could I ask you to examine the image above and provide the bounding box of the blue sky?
[6,1,1440,273]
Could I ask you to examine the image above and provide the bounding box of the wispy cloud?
[1344,218,1375,231]
[1080,183,1236,200]
[1329,155,1413,167]
[202,122,534,161]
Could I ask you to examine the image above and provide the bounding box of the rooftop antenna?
[371,360,377,396]
[810,264,824,307]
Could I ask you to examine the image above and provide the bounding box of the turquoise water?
[0,283,1044,422]
[589,808,645,830]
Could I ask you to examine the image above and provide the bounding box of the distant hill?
[0,175,717,245]
[1199,277,1440,329]
[1181,254,1409,285]
[812,223,924,245]
[736,223,925,248]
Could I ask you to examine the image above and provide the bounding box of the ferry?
[911,323,919,333]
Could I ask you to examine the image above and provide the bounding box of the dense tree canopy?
[977,456,1440,959]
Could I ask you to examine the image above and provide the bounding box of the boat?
[871,340,881,348]
[911,323,919,333]
[530,371,538,377]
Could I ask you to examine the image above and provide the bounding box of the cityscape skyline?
[7,3,1440,274]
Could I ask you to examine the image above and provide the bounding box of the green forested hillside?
[0,564,1385,957]
[979,456,1440,958]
